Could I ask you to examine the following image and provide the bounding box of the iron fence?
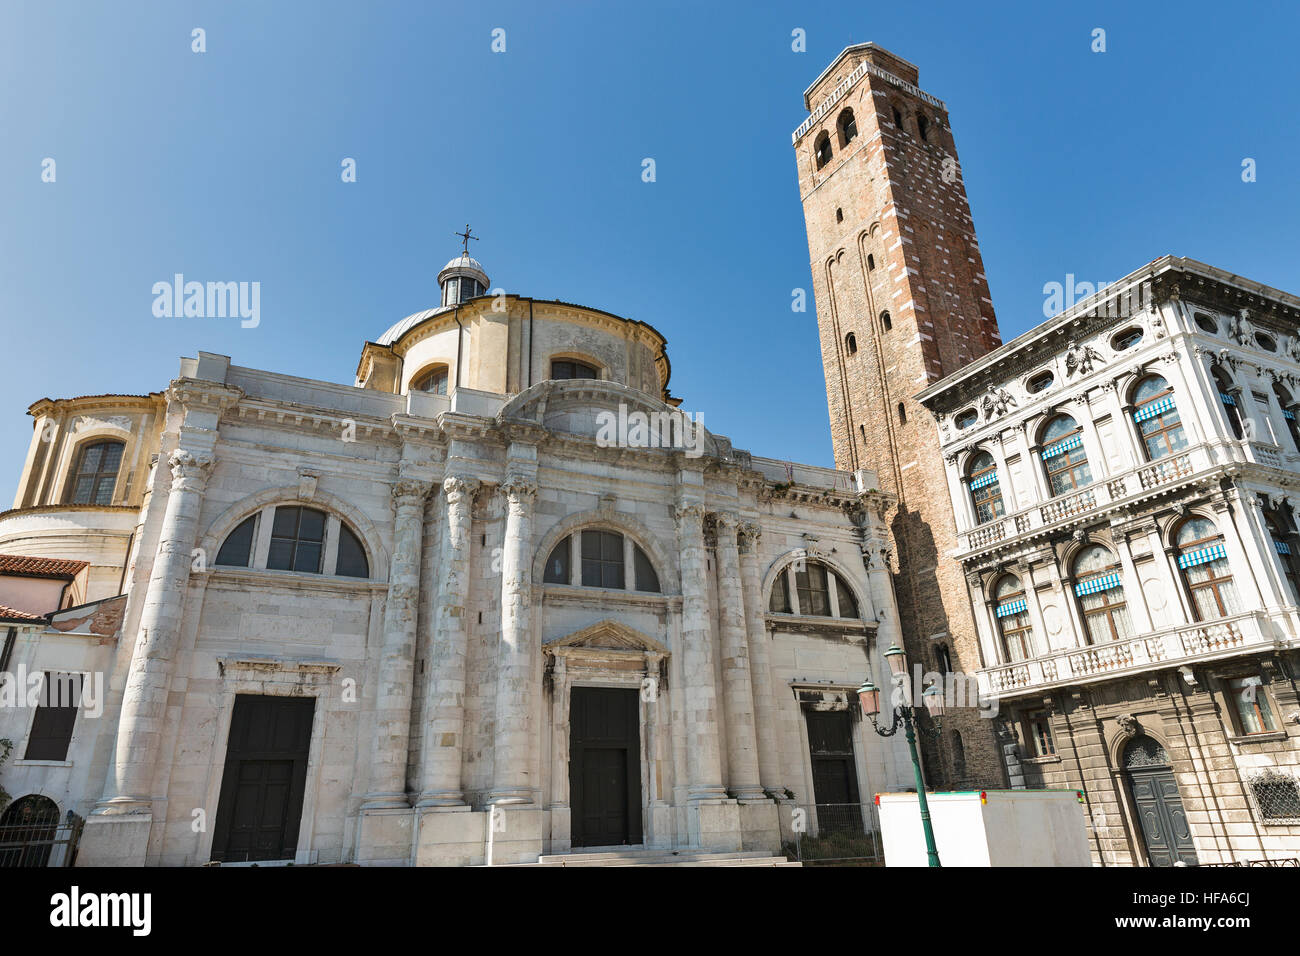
[782,802,883,866]
[1201,857,1299,867]
[0,811,84,867]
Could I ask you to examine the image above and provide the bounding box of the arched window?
[0,795,61,867]
[845,332,857,355]
[814,131,832,169]
[1176,517,1240,620]
[768,559,859,618]
[835,207,844,223]
[935,643,952,675]
[1040,414,1092,495]
[967,451,1003,525]
[1073,544,1132,643]
[412,365,449,395]
[65,440,124,505]
[542,531,659,592]
[214,505,371,578]
[951,731,966,779]
[1212,366,1244,439]
[892,105,904,129]
[880,310,892,332]
[1132,375,1187,461]
[993,575,1033,662]
[897,402,907,424]
[551,359,598,380]
[1262,504,1300,604]
[837,108,857,147]
[216,514,258,567]
[916,113,930,141]
[1273,382,1300,449]
[867,253,876,271]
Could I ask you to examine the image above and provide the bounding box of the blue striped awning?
[1042,433,1083,459]
[995,598,1027,618]
[1075,572,1122,596]
[1286,409,1296,421]
[969,470,999,490]
[1178,544,1227,569]
[1219,392,1236,406]
[1133,395,1176,423]
[1277,540,1292,556]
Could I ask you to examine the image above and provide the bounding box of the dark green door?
[569,687,641,848]
[1124,736,1196,867]
[211,695,315,863]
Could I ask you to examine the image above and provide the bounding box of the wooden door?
[569,687,641,848]
[211,695,315,863]
[1123,736,1197,867]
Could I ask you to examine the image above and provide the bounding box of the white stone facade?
[0,265,914,865]
[918,256,1300,865]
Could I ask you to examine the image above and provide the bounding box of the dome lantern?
[439,224,490,306]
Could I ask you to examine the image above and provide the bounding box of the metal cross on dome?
[454,223,479,257]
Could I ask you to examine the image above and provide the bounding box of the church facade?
[0,252,915,866]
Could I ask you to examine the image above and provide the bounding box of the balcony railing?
[980,609,1293,698]
[959,438,1300,555]
[960,445,1204,554]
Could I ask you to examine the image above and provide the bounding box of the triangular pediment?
[545,618,669,656]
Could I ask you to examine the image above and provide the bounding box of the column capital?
[168,448,214,488]
[674,501,705,527]
[711,510,740,532]
[502,473,538,505]
[442,474,480,505]
[737,521,762,553]
[391,478,433,505]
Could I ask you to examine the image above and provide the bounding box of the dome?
[437,254,489,289]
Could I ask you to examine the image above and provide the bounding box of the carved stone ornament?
[1064,340,1105,378]
[169,448,213,485]
[1115,713,1140,740]
[1229,309,1255,347]
[981,387,1018,421]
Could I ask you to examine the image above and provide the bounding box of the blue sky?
[3,0,1299,505]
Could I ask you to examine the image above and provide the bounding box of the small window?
[892,106,904,128]
[880,311,892,332]
[215,515,258,567]
[916,113,930,141]
[954,409,978,430]
[1027,709,1056,756]
[1194,312,1219,334]
[935,644,952,675]
[551,359,598,380]
[835,207,844,223]
[581,530,624,589]
[66,440,124,505]
[951,731,966,778]
[814,131,832,169]
[23,672,83,761]
[1256,332,1278,352]
[1111,327,1143,351]
[1247,769,1300,821]
[845,332,857,355]
[267,506,325,574]
[867,253,876,271]
[837,108,857,147]
[633,545,660,593]
[897,402,907,424]
[412,365,449,395]
[543,540,570,584]
[336,523,370,578]
[1026,371,1054,394]
[1227,676,1278,735]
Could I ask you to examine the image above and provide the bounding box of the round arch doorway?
[1123,735,1197,866]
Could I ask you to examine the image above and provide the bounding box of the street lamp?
[858,641,945,867]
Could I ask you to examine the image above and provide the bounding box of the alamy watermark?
[595,402,705,458]
[152,274,260,328]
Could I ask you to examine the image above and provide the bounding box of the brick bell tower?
[793,43,1006,788]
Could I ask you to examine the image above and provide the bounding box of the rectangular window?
[795,563,831,616]
[1227,676,1278,735]
[581,530,624,589]
[1027,710,1056,756]
[267,506,325,574]
[24,672,83,761]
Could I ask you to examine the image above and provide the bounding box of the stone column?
[548,654,570,809]
[675,500,727,800]
[712,512,764,801]
[97,447,213,812]
[489,472,538,805]
[363,478,432,808]
[737,521,782,797]
[416,474,478,807]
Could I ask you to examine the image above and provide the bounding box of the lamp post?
[858,642,945,867]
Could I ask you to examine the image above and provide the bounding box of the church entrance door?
[569,687,641,847]
[211,695,315,863]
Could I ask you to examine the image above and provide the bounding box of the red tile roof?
[0,603,44,622]
[0,554,90,578]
